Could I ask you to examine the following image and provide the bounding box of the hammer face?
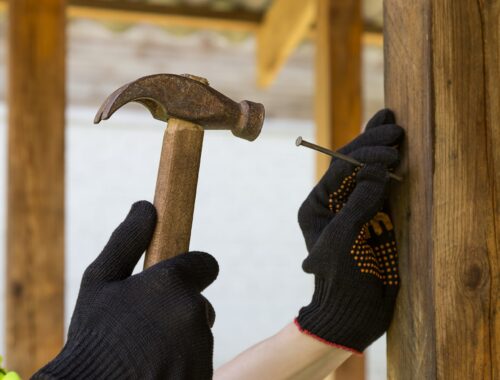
[94,74,265,142]
[232,101,265,141]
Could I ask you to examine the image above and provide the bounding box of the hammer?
[95,74,265,268]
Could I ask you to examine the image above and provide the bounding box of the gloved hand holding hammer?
[33,202,218,380]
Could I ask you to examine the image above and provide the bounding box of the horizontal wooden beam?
[0,0,383,41]
[67,0,263,32]
[0,0,262,32]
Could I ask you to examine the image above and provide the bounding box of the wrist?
[293,319,362,355]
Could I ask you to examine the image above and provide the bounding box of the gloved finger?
[83,201,157,283]
[365,108,396,130]
[339,163,391,224]
[339,124,404,155]
[384,280,400,316]
[146,251,219,292]
[318,146,399,194]
[201,294,216,328]
[349,146,400,169]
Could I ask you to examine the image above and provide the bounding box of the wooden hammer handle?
[144,118,204,269]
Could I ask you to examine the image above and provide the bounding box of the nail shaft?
[295,136,403,182]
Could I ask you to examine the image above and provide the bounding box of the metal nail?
[295,137,403,182]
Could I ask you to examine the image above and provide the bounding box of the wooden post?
[385,0,499,379]
[315,1,365,379]
[315,0,362,178]
[7,0,66,376]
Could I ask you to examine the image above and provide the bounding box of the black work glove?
[296,109,404,353]
[32,201,218,380]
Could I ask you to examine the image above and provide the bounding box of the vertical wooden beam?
[315,0,362,178]
[315,1,364,379]
[7,0,66,377]
[385,0,499,379]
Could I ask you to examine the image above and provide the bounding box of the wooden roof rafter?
[0,0,383,87]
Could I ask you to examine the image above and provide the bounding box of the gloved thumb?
[83,201,157,284]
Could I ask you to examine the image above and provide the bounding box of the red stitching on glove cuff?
[293,318,363,356]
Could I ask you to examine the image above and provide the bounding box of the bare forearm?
[214,322,351,380]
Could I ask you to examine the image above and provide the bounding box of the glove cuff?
[31,329,136,380]
[296,278,387,353]
[293,319,363,355]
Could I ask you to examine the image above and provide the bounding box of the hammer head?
[94,74,265,141]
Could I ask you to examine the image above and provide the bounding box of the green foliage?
[0,356,21,380]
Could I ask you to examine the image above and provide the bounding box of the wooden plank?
[68,0,262,32]
[385,0,499,379]
[482,2,500,377]
[256,0,316,88]
[384,1,435,378]
[315,1,364,379]
[6,0,66,377]
[315,0,362,177]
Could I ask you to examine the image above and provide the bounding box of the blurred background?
[0,0,388,379]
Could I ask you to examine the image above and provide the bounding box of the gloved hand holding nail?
[295,109,404,353]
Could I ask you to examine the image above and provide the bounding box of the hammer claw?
[94,74,265,141]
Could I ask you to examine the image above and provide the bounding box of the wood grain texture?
[6,0,66,376]
[315,0,362,178]
[384,1,435,377]
[144,119,204,268]
[256,0,316,88]
[385,0,499,378]
[481,1,500,377]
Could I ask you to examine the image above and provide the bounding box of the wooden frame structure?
[7,0,497,379]
[3,1,369,378]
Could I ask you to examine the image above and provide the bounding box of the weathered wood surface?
[144,119,204,268]
[7,0,66,377]
[315,0,362,178]
[256,0,316,87]
[385,0,499,379]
